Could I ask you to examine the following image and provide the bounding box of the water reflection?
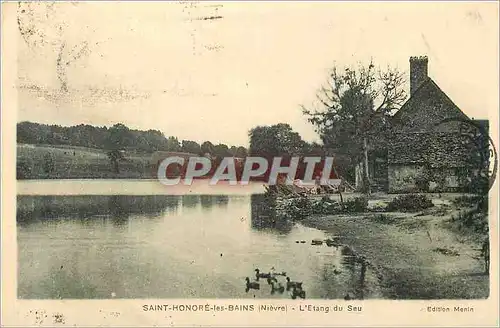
[356,259,368,300]
[214,195,229,208]
[182,195,200,209]
[108,196,130,222]
[17,193,381,299]
[338,245,371,300]
[17,195,182,224]
[197,195,211,210]
[250,194,293,234]
[340,245,357,273]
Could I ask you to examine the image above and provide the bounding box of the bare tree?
[303,61,406,194]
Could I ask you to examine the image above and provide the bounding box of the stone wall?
[388,132,477,168]
[388,164,469,193]
[388,164,424,193]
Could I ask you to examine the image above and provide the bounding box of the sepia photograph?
[2,1,499,326]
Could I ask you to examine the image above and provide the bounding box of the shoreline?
[16,179,267,196]
[301,209,489,299]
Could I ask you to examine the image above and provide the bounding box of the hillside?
[16,121,248,180]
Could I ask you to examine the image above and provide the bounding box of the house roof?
[391,78,471,133]
[387,77,490,167]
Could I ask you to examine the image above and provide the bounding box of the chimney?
[409,56,429,95]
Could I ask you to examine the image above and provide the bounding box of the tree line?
[17,121,248,158]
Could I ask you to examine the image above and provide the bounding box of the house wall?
[388,164,425,193]
[388,164,466,193]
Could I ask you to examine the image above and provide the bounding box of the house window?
[373,158,386,178]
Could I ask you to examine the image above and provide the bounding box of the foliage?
[233,146,248,158]
[107,149,125,173]
[182,140,201,155]
[165,136,181,152]
[17,121,247,157]
[248,123,308,157]
[302,61,406,192]
[201,141,215,156]
[371,214,397,224]
[343,196,369,213]
[368,200,388,212]
[107,149,125,161]
[386,194,434,212]
[451,183,488,235]
[453,195,484,208]
[310,196,342,215]
[273,195,341,221]
[303,62,406,154]
[42,153,55,174]
[274,195,312,221]
[464,175,489,195]
[451,209,488,234]
[212,144,232,159]
[272,194,369,221]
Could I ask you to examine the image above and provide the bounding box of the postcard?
[1,1,499,327]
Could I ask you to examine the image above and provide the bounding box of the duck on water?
[291,286,306,299]
[255,268,276,282]
[270,281,285,295]
[245,277,260,292]
[286,277,303,291]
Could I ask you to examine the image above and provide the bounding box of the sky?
[16,1,499,147]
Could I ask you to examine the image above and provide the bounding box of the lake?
[17,181,382,299]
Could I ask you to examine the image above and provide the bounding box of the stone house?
[359,56,489,193]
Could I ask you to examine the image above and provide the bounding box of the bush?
[386,194,433,212]
[464,175,489,194]
[368,200,388,212]
[343,196,368,213]
[275,195,312,220]
[274,194,370,220]
[310,196,342,215]
[42,153,55,174]
[453,195,483,208]
[274,195,370,221]
[451,209,488,233]
[371,214,397,224]
[453,195,488,215]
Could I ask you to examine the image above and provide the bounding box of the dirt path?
[302,210,489,299]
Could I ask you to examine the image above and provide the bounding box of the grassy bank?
[300,194,489,299]
[17,144,155,179]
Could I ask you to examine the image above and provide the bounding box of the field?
[17,144,156,179]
